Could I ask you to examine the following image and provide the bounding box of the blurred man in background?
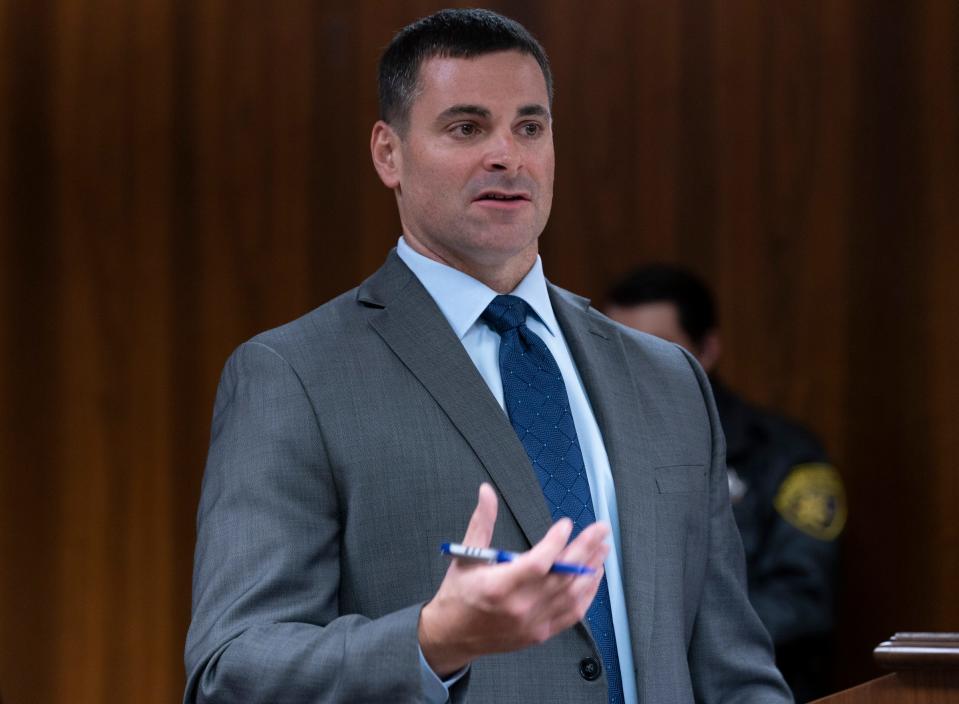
[606,264,845,702]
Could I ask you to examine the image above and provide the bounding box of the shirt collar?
[396,236,559,340]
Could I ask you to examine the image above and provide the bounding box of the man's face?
[606,301,697,351]
[375,51,554,280]
[608,300,721,373]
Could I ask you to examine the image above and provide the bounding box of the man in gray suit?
[185,9,792,704]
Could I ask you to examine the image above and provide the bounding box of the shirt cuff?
[418,645,469,703]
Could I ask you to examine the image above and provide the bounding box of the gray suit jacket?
[184,251,792,703]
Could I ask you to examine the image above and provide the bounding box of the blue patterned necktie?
[482,294,624,704]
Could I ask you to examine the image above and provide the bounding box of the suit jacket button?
[579,657,601,681]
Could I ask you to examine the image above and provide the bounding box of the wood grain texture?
[811,671,959,704]
[1,1,957,701]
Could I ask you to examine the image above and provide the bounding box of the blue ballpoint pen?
[440,542,596,575]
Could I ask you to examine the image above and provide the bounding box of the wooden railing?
[811,632,959,703]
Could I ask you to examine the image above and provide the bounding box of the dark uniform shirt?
[714,382,845,703]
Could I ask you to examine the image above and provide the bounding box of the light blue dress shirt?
[398,237,638,704]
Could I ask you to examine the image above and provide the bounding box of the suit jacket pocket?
[655,464,707,493]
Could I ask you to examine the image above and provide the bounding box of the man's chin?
[460,234,541,276]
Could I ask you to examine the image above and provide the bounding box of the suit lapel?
[549,285,658,671]
[359,252,553,548]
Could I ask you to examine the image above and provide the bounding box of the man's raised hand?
[418,483,610,677]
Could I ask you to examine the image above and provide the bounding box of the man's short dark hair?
[607,265,718,348]
[378,8,553,134]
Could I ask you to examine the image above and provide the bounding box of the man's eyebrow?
[517,104,550,119]
[436,104,491,121]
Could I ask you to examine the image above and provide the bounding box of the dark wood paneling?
[918,0,959,626]
[1,2,63,703]
[1,1,957,700]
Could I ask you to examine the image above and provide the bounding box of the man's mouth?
[475,191,530,202]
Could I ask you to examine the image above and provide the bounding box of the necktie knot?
[481,294,529,335]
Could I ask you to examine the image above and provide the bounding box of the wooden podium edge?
[873,631,959,670]
[808,632,959,703]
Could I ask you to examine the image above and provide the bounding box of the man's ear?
[370,120,401,189]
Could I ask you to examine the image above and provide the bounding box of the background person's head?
[606,264,722,373]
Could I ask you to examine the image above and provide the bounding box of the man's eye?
[452,123,477,137]
[521,123,542,137]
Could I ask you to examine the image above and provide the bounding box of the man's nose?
[482,132,522,173]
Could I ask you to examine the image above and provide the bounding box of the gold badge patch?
[773,463,846,540]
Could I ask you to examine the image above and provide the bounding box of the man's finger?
[531,521,609,604]
[559,521,610,567]
[460,482,498,549]
[514,518,573,576]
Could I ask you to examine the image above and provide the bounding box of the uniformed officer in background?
[605,264,846,703]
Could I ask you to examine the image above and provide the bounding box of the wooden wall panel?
[1,1,956,701]
[2,3,63,704]
[49,0,179,700]
[921,0,959,618]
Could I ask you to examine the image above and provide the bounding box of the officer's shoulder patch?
[773,463,846,540]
